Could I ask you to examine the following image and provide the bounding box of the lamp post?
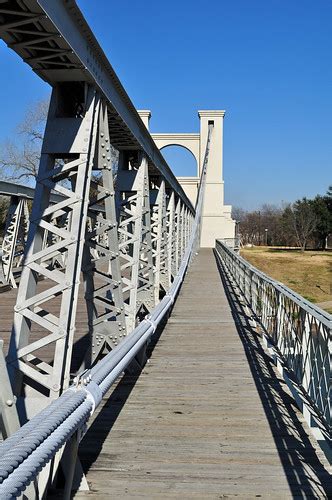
[265,228,268,246]
[235,220,240,252]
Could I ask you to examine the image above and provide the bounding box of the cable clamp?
[145,315,157,333]
[84,380,103,415]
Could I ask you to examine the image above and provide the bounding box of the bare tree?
[0,99,119,184]
[231,206,247,222]
[0,99,49,182]
[284,199,317,251]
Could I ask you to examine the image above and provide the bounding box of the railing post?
[179,203,185,262]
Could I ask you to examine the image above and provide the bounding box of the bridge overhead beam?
[0,180,64,204]
[0,0,193,210]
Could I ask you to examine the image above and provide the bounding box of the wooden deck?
[72,249,332,499]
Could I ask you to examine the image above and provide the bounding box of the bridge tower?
[138,110,235,247]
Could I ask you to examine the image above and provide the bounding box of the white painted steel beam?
[0,0,193,210]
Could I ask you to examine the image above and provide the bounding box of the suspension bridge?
[0,1,331,498]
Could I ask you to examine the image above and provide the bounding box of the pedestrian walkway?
[75,249,332,498]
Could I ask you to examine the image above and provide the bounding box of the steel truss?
[0,117,210,500]
[4,84,194,422]
[0,196,29,288]
[7,85,102,417]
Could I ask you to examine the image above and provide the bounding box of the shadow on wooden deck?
[213,249,332,498]
[78,316,169,477]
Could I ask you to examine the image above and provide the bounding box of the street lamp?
[265,228,268,246]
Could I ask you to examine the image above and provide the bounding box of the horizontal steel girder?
[0,0,193,211]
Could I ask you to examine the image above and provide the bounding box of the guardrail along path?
[75,249,332,498]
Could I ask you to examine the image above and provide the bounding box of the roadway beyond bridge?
[73,249,332,499]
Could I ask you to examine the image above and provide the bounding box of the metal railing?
[218,237,240,253]
[215,240,332,432]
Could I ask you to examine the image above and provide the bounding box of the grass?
[240,246,332,313]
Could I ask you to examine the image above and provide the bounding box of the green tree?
[311,193,332,249]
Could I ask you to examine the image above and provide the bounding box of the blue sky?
[0,0,331,209]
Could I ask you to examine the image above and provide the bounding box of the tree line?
[233,186,332,250]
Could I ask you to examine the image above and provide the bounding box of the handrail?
[0,125,213,499]
[215,240,332,432]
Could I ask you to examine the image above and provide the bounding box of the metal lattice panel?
[1,196,29,288]
[216,240,332,431]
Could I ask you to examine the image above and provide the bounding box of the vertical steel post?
[151,180,168,302]
[166,191,176,286]
[82,103,126,363]
[179,203,185,262]
[174,199,181,273]
[0,340,20,437]
[117,155,155,333]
